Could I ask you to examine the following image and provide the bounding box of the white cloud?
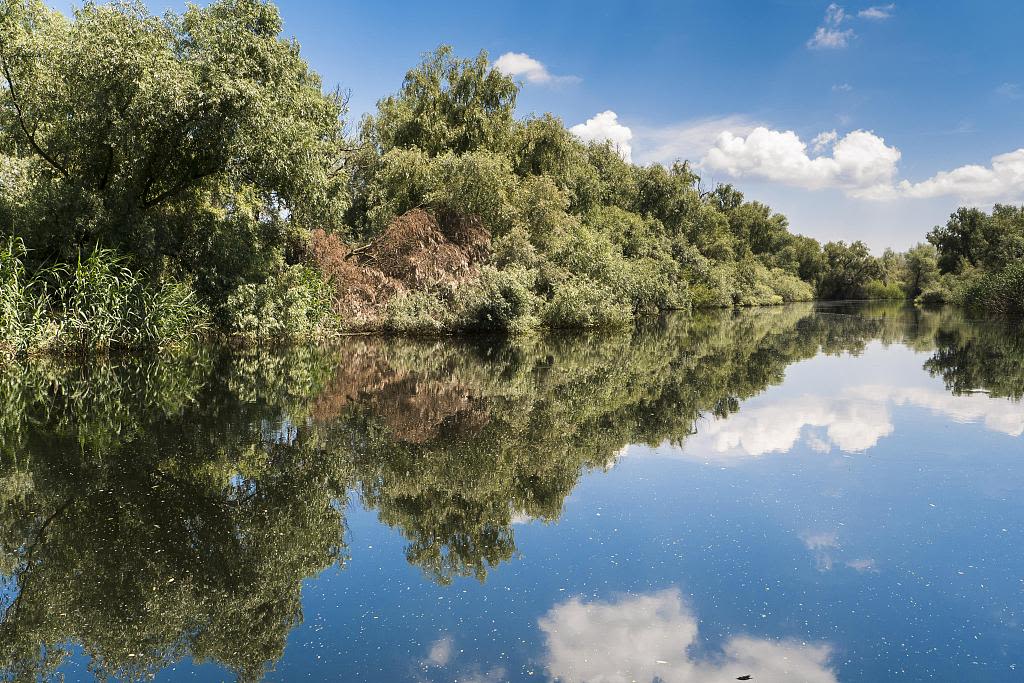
[825,2,847,24]
[811,130,838,153]
[633,114,758,165]
[859,3,896,20]
[683,393,894,459]
[832,83,853,92]
[424,636,454,667]
[492,52,579,86]
[996,82,1022,100]
[669,380,1024,462]
[850,385,1024,436]
[801,531,839,550]
[808,26,855,49]
[570,110,633,162]
[808,3,855,49]
[539,589,837,683]
[896,149,1024,202]
[701,127,901,196]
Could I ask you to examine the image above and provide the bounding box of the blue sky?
[62,0,1024,250]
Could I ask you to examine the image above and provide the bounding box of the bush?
[916,287,949,306]
[864,279,906,300]
[768,268,816,302]
[384,290,455,335]
[54,248,209,351]
[541,277,632,329]
[224,265,336,341]
[0,237,54,356]
[959,261,1024,314]
[456,265,542,332]
[733,261,783,307]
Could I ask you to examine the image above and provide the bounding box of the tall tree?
[0,0,349,295]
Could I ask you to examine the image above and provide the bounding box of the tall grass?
[0,237,54,356]
[0,237,209,357]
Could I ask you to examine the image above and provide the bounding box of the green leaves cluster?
[0,0,349,297]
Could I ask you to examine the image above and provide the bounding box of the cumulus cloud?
[698,121,1024,202]
[492,52,579,86]
[670,381,1024,462]
[702,126,901,196]
[570,111,633,162]
[811,130,838,153]
[896,149,1024,202]
[632,114,758,165]
[832,83,853,92]
[858,3,896,19]
[539,589,837,683]
[807,3,855,49]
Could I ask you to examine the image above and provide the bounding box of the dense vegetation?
[1,0,1020,353]
[1,303,1018,679]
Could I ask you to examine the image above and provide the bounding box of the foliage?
[0,237,207,355]
[223,264,336,341]
[864,279,905,300]
[0,0,349,298]
[924,205,1024,314]
[5,10,1022,343]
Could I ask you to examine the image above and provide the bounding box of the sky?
[59,0,1024,251]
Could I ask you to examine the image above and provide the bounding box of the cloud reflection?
[682,384,1023,460]
[539,588,837,683]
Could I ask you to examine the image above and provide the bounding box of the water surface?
[1,303,1022,682]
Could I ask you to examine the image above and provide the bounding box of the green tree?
[927,207,988,274]
[903,243,939,298]
[0,0,348,295]
[817,240,882,299]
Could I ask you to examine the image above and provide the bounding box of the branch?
[142,166,218,209]
[0,40,71,179]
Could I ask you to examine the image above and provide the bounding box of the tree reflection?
[0,302,1020,680]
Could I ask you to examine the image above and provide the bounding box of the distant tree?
[902,243,939,298]
[818,240,882,299]
[927,207,988,274]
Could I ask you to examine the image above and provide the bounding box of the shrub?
[733,260,783,307]
[916,287,949,306]
[864,279,906,300]
[384,290,455,335]
[541,277,632,329]
[0,237,54,356]
[54,248,209,351]
[768,268,816,302]
[2,239,208,355]
[456,265,542,332]
[959,261,1024,314]
[224,265,336,341]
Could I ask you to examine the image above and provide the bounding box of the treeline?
[0,0,1020,353]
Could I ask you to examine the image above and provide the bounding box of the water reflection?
[0,303,1021,680]
[538,589,836,683]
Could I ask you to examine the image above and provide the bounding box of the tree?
[0,0,349,295]
[359,45,517,158]
[927,207,988,274]
[817,240,882,299]
[903,243,939,298]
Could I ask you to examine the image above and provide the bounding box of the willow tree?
[0,0,349,295]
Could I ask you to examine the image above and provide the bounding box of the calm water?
[1,303,1022,682]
